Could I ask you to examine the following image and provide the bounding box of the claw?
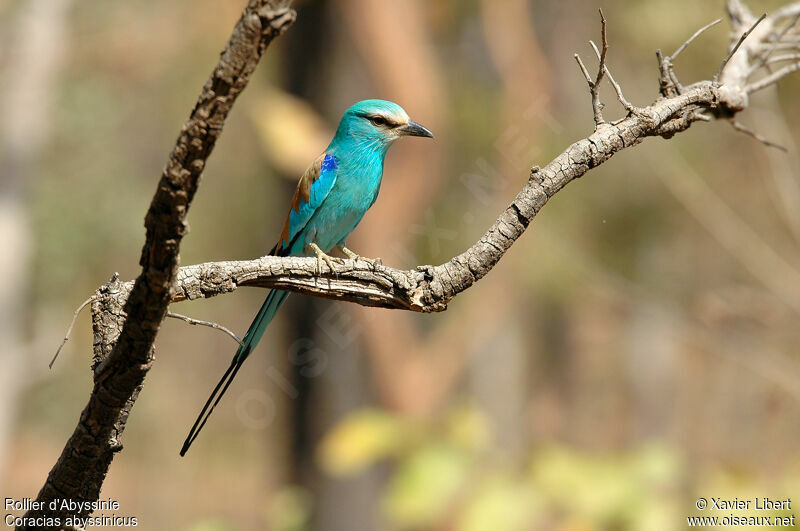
[340,246,381,267]
[309,242,342,274]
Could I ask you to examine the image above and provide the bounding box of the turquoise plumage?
[180,99,433,455]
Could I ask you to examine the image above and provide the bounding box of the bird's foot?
[340,246,382,267]
[309,242,342,274]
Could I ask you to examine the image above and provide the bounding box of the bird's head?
[334,99,434,148]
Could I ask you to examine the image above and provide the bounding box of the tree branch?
[19,1,295,529]
[747,61,800,92]
[166,312,245,347]
[715,12,766,82]
[671,18,722,60]
[574,9,609,127]
[96,1,800,317]
[49,295,95,369]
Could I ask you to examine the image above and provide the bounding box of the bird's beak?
[400,120,434,138]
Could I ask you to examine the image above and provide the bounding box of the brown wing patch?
[275,154,325,254]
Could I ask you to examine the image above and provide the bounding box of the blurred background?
[2,0,800,529]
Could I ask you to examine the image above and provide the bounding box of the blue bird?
[180,99,433,455]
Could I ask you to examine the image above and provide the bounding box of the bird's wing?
[271,152,338,256]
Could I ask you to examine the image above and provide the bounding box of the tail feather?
[180,289,289,456]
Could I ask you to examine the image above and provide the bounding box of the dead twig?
[49,296,96,368]
[748,12,800,75]
[746,61,800,92]
[167,312,244,346]
[672,18,723,60]
[592,9,609,125]
[574,53,593,85]
[589,39,638,115]
[575,9,610,127]
[655,16,722,97]
[715,12,767,81]
[772,4,800,24]
[656,49,680,97]
[764,53,800,64]
[757,41,800,50]
[730,119,789,151]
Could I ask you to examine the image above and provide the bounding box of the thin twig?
[772,4,800,24]
[668,67,684,93]
[748,12,800,76]
[757,41,800,50]
[671,18,723,60]
[730,120,789,151]
[746,61,800,92]
[574,54,593,84]
[765,53,800,64]
[589,40,638,114]
[49,296,96,368]
[715,12,767,81]
[167,312,244,346]
[576,10,611,127]
[590,9,609,126]
[656,49,679,97]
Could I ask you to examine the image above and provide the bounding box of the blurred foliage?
[267,486,313,531]
[314,405,799,531]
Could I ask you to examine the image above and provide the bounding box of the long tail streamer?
[180,289,289,455]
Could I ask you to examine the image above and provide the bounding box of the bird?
[180,99,434,455]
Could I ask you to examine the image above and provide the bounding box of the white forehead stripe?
[374,109,409,124]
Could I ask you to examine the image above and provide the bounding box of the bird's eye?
[370,116,388,127]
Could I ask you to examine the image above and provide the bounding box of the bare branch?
[746,61,800,92]
[574,53,593,85]
[591,9,609,126]
[757,41,800,50]
[20,1,295,528]
[715,12,767,81]
[575,10,612,127]
[748,12,800,75]
[167,312,245,346]
[765,53,800,64]
[589,40,638,115]
[730,120,789,151]
[656,49,680,97]
[48,296,95,369]
[772,3,800,23]
[87,76,784,314]
[671,18,723,60]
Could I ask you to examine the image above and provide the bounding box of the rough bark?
[18,2,295,529]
